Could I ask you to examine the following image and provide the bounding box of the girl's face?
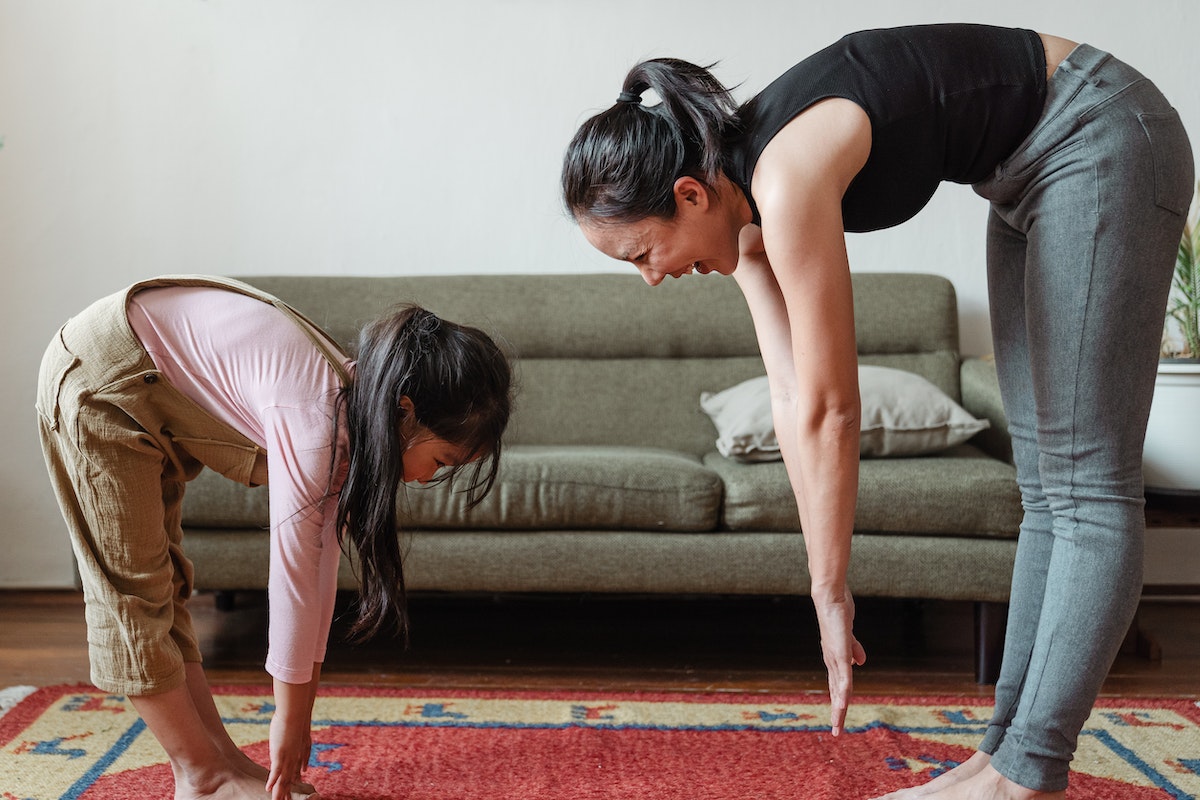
[401,427,474,485]
[398,396,475,484]
[580,177,744,286]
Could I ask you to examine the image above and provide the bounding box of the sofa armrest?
[961,356,1012,464]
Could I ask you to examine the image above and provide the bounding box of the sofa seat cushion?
[181,468,269,528]
[406,445,722,532]
[182,445,724,534]
[705,444,1021,539]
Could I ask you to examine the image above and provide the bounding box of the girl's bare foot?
[130,683,319,800]
[178,665,318,796]
[173,764,320,800]
[225,748,317,795]
[872,751,992,799]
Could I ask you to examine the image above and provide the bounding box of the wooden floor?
[2,590,1198,698]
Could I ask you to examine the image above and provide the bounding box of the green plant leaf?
[1164,180,1200,358]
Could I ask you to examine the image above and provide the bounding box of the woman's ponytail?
[622,59,736,184]
[562,58,739,223]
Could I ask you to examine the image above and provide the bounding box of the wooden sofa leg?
[973,601,1007,685]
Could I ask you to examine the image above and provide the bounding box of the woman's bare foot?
[872,751,992,799]
[917,764,1065,800]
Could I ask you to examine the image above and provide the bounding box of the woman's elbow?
[804,399,860,443]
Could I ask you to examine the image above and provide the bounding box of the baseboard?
[1144,526,1200,591]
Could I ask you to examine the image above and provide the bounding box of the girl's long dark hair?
[335,305,511,643]
[562,58,739,223]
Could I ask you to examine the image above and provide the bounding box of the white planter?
[1143,361,1200,494]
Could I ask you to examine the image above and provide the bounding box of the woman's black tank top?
[727,24,1047,232]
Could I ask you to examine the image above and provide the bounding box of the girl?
[37,275,512,800]
[562,24,1193,800]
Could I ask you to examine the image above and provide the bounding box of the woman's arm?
[734,237,866,737]
[735,97,871,735]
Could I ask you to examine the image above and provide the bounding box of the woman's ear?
[673,176,711,210]
[398,395,416,416]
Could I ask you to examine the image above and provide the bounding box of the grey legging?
[972,43,1194,791]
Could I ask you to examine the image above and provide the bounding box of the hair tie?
[616,91,643,105]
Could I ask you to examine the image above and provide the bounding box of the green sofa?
[180,273,1022,682]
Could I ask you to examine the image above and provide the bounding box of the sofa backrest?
[239,273,960,458]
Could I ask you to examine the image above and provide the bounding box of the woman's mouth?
[673,261,714,279]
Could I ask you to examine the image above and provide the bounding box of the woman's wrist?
[810,583,849,606]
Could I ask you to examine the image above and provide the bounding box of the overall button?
[143,374,158,384]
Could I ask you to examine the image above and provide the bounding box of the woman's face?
[580,177,743,286]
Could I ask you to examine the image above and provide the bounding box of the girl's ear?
[397,396,419,440]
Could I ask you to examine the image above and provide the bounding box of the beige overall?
[36,275,350,696]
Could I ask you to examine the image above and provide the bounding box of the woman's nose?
[638,266,665,287]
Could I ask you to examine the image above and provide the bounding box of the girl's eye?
[435,461,447,470]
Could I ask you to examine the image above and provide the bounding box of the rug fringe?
[0,685,37,719]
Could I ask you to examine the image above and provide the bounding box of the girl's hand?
[267,713,312,800]
[267,670,321,799]
[812,588,867,736]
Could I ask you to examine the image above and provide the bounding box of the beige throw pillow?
[700,366,990,461]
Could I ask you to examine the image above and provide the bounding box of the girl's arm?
[267,664,321,800]
[735,97,871,735]
[259,404,343,797]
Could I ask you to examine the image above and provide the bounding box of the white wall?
[2,0,1197,587]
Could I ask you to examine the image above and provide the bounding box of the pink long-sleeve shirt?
[127,285,352,684]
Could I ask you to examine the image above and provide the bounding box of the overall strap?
[270,299,353,387]
[125,274,354,388]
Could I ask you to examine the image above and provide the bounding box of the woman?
[37,275,512,800]
[562,24,1193,799]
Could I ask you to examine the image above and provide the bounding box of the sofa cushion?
[239,272,960,363]
[405,445,722,532]
[513,356,767,457]
[182,445,724,534]
[699,366,989,462]
[239,273,964,455]
[705,444,1021,538]
[181,469,269,529]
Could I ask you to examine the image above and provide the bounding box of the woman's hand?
[813,587,867,736]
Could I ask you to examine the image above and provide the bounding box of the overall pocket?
[36,327,81,431]
[172,437,264,487]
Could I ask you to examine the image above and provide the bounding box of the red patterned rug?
[2,685,1199,799]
